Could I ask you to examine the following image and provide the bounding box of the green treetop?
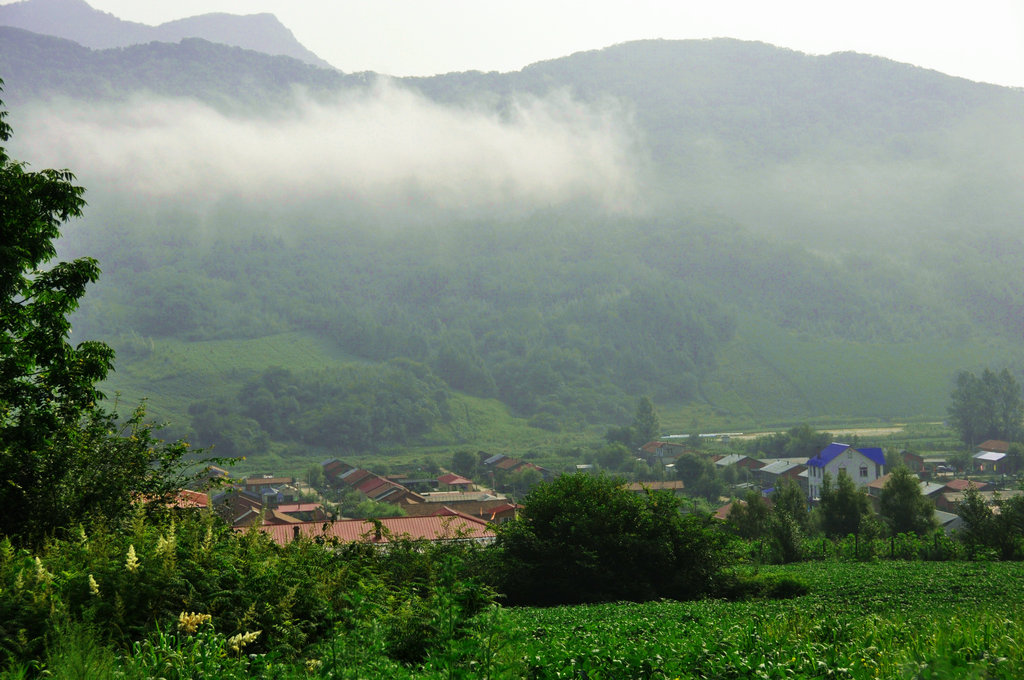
[0,83,209,544]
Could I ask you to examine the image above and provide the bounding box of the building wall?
[808,449,884,500]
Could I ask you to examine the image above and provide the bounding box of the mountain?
[2,33,1023,454]
[0,0,332,68]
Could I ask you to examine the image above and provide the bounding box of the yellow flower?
[227,630,261,653]
[177,611,212,634]
[88,574,100,597]
[125,544,140,573]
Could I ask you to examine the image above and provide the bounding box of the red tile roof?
[438,473,474,486]
[340,469,374,486]
[357,477,388,494]
[276,503,324,514]
[495,458,523,470]
[172,489,209,509]
[944,479,987,492]
[978,440,1011,453]
[249,515,495,546]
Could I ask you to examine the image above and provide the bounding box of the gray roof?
[759,460,803,475]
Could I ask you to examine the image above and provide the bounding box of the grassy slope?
[98,332,362,430]
[95,314,1005,466]
[678,313,1024,432]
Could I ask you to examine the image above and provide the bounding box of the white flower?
[125,544,140,573]
[227,630,261,653]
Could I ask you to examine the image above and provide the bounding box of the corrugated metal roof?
[340,468,372,483]
[858,447,886,466]
[759,461,802,475]
[973,451,1007,462]
[808,443,885,468]
[249,515,495,546]
[357,477,388,494]
[807,443,851,467]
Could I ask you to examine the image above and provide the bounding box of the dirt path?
[729,425,907,441]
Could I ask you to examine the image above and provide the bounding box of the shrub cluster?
[0,511,498,676]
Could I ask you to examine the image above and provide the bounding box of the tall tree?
[879,465,935,535]
[0,84,202,544]
[818,470,871,538]
[726,490,771,539]
[631,396,660,447]
[771,478,810,533]
[948,368,1024,448]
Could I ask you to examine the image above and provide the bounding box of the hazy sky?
[7,0,1023,87]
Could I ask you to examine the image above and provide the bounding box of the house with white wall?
[806,442,886,501]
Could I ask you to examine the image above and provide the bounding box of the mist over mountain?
[2,27,1023,451]
[0,0,332,67]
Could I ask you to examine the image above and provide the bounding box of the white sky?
[5,0,1024,87]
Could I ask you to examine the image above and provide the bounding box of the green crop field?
[499,561,1024,679]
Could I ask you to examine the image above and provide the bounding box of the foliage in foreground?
[0,511,496,675]
[6,550,1024,679]
[0,83,216,546]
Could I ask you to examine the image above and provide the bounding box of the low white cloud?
[14,82,646,216]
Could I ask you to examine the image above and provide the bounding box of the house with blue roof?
[806,443,886,501]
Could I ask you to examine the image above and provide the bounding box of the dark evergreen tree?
[631,396,660,447]
[818,470,871,538]
[879,465,935,535]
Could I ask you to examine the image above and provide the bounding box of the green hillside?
[2,33,1022,460]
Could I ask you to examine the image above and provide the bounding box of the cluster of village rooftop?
[169,440,1019,546]
[174,453,539,546]
[642,438,1019,532]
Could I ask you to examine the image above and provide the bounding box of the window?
[860,465,868,478]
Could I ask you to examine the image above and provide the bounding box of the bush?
[495,473,731,605]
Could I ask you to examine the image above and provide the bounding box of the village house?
[712,454,765,474]
[397,490,517,523]
[437,472,475,492]
[638,440,689,466]
[247,509,496,546]
[865,473,945,512]
[755,459,806,491]
[806,443,886,501]
[973,439,1017,474]
[937,487,1024,514]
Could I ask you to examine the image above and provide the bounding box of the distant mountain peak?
[0,0,333,69]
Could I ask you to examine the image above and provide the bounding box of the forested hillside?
[2,29,1022,455]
